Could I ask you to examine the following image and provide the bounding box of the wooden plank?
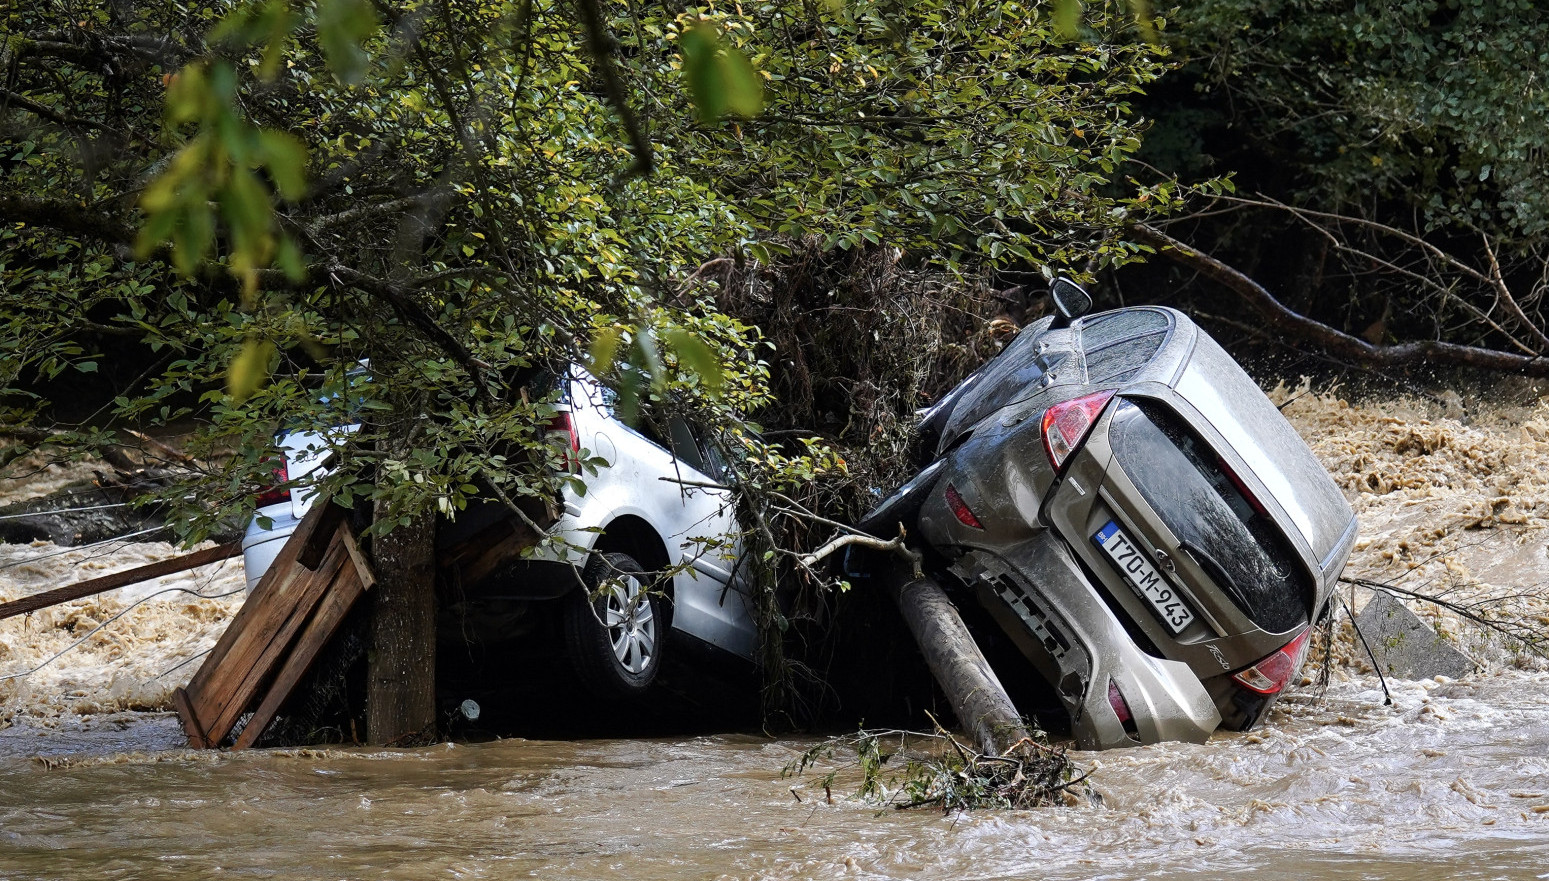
[339,523,376,592]
[177,502,345,748]
[171,686,209,749]
[198,534,348,746]
[182,500,334,703]
[296,502,347,571]
[0,542,240,622]
[438,516,541,588]
[180,550,311,727]
[233,530,371,749]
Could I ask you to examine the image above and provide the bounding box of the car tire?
[563,551,665,699]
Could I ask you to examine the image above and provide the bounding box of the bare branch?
[1129,222,1549,376]
[800,523,922,579]
[1209,193,1549,354]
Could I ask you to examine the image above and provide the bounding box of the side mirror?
[1049,277,1093,326]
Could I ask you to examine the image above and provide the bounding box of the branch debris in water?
[783,714,1092,811]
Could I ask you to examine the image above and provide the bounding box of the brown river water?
[4,384,1549,879]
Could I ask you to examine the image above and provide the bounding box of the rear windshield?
[1109,398,1311,633]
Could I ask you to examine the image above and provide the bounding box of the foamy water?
[2,388,1549,878]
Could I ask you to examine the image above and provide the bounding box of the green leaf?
[228,338,276,402]
[720,42,764,118]
[681,23,764,124]
[586,326,623,376]
[634,328,665,391]
[276,234,306,282]
[1053,0,1082,39]
[257,130,308,200]
[664,327,725,396]
[164,63,208,125]
[316,0,378,85]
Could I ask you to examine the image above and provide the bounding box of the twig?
[1337,591,1393,707]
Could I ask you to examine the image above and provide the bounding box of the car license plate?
[1093,521,1195,634]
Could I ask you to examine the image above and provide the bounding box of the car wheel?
[564,552,665,699]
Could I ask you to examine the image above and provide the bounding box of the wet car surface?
[864,300,1357,748]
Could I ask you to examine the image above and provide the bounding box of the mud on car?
[861,287,1357,750]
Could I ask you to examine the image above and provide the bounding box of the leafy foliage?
[2,0,1187,721]
[1153,0,1549,238]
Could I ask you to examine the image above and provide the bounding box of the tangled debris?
[783,714,1091,812]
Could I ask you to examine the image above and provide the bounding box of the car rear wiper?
[1178,540,1253,612]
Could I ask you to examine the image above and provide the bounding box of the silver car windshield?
[1110,398,1312,634]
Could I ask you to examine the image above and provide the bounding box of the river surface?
[4,387,1549,878]
[2,670,1549,880]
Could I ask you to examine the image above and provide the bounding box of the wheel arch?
[594,514,674,604]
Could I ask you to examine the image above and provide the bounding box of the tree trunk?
[890,572,1031,756]
[365,492,439,746]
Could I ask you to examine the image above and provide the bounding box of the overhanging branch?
[1129,222,1549,377]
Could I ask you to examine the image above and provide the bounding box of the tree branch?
[0,88,112,132]
[0,194,137,244]
[323,264,491,385]
[1129,222,1549,376]
[574,0,653,179]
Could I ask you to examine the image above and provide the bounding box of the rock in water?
[1354,591,1476,680]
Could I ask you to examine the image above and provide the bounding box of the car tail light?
[1108,678,1139,738]
[546,411,581,471]
[1232,628,1313,695]
[255,459,291,508]
[1041,390,1115,470]
[944,482,983,529]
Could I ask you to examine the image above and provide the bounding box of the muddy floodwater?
[3,672,1549,880]
[5,385,1549,878]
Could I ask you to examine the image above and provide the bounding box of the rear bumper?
[956,531,1221,750]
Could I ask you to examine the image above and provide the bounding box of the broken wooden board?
[174,501,374,749]
[0,542,240,621]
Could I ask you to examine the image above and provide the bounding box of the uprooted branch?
[1130,222,1549,376]
[781,713,1090,811]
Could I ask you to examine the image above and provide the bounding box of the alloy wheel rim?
[603,574,656,675]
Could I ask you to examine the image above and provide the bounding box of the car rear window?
[1109,398,1311,633]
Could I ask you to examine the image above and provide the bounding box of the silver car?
[243,366,757,702]
[863,292,1357,749]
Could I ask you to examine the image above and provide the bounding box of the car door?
[655,417,756,660]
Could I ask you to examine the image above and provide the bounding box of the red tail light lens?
[1041,390,1116,470]
[546,411,581,471]
[1218,457,1269,518]
[1107,679,1131,723]
[1232,628,1313,695]
[255,459,291,508]
[1108,678,1139,738]
[944,482,984,529]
